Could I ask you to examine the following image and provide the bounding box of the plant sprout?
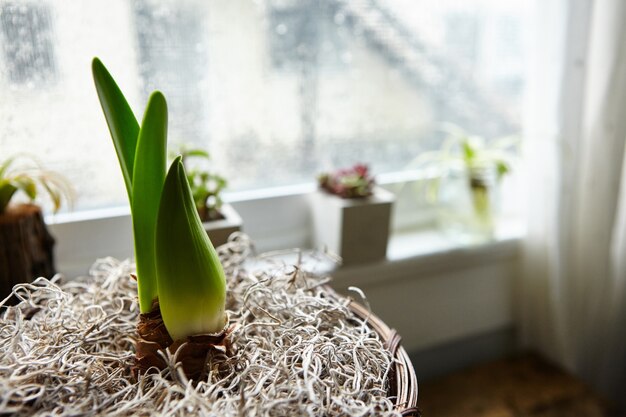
[318,164,375,198]
[156,156,227,339]
[0,155,73,214]
[92,58,164,313]
[92,58,227,340]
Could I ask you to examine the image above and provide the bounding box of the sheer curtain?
[520,0,626,403]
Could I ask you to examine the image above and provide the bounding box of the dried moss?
[0,234,399,416]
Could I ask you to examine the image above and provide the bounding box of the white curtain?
[520,0,626,404]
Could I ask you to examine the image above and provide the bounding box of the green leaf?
[0,182,17,213]
[462,138,475,163]
[495,160,510,180]
[183,149,210,159]
[92,58,140,201]
[0,157,15,179]
[131,91,168,313]
[41,181,62,213]
[12,176,37,200]
[156,157,227,340]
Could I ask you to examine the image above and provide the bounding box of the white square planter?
[311,187,394,266]
[203,203,243,248]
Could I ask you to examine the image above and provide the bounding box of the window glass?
[0,0,531,211]
[1,2,56,85]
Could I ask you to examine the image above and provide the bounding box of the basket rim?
[323,285,419,416]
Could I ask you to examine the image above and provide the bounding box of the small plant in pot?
[173,144,242,247]
[318,163,374,198]
[0,155,73,299]
[312,164,395,266]
[412,125,518,242]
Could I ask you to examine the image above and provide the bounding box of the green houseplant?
[411,126,518,241]
[0,155,73,299]
[92,58,229,376]
[312,164,394,266]
[173,145,242,247]
[0,58,420,417]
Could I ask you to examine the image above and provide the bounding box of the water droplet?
[275,23,288,35]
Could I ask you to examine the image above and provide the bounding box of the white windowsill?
[388,220,523,263]
[44,170,433,226]
[45,173,524,281]
[271,219,524,289]
[242,215,523,298]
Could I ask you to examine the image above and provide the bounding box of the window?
[133,0,210,144]
[1,1,56,86]
[0,0,532,212]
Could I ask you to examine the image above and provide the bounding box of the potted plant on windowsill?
[311,164,395,266]
[411,125,518,242]
[174,145,242,247]
[0,155,72,299]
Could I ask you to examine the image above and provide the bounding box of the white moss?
[0,233,400,416]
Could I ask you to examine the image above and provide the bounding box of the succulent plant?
[318,163,375,199]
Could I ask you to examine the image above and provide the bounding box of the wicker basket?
[349,301,420,416]
[324,286,419,416]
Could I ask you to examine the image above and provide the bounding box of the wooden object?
[0,204,55,298]
[418,353,613,417]
[311,187,394,266]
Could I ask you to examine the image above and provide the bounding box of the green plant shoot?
[92,59,166,313]
[91,58,139,201]
[156,157,227,339]
[131,92,167,313]
[92,58,227,338]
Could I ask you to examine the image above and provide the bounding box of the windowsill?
[259,218,524,291]
[46,176,524,281]
[328,219,524,289]
[45,171,429,225]
[389,219,524,262]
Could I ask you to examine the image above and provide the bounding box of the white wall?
[331,241,518,354]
